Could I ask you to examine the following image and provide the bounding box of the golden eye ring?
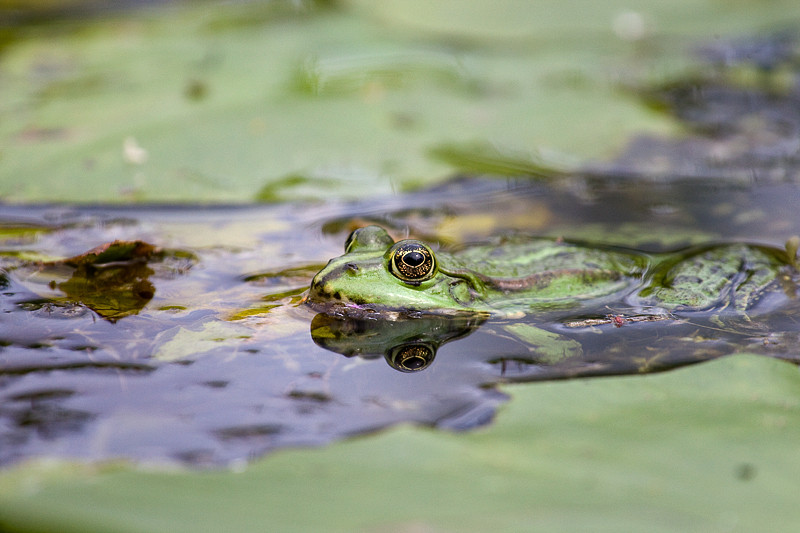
[387,343,436,372]
[388,241,437,283]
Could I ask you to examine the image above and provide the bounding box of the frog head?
[306,226,483,318]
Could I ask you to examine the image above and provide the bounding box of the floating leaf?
[151,321,254,362]
[60,240,159,267]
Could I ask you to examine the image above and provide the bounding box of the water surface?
[2,175,798,467]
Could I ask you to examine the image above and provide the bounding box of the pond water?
[2,174,799,467]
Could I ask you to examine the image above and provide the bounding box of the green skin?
[306,226,797,320]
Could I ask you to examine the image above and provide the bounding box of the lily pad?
[1,355,799,532]
[10,2,800,202]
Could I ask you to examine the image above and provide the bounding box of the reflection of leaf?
[41,240,160,321]
[1,356,800,531]
[57,262,155,322]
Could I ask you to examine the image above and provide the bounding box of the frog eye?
[388,241,437,283]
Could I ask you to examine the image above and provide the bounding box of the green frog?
[305,226,798,320]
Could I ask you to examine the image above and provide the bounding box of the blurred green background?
[3,0,798,203]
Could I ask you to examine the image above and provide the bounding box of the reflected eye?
[388,241,437,283]
[387,343,435,372]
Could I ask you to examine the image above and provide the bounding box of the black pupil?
[403,356,426,370]
[403,250,425,267]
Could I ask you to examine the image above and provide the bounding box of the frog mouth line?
[303,296,484,320]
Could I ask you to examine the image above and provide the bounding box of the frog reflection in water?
[306,226,799,371]
[310,313,484,372]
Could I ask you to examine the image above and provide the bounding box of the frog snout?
[308,273,342,302]
[308,275,329,298]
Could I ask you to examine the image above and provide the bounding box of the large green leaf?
[4,1,799,202]
[2,354,799,532]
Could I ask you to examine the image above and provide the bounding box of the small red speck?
[611,315,625,327]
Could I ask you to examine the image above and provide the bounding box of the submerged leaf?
[502,323,583,363]
[151,321,254,362]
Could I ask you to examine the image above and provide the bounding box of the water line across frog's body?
[306,226,798,320]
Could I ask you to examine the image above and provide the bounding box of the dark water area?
[1,175,799,467]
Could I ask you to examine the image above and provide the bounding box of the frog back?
[633,243,797,313]
[440,236,650,310]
